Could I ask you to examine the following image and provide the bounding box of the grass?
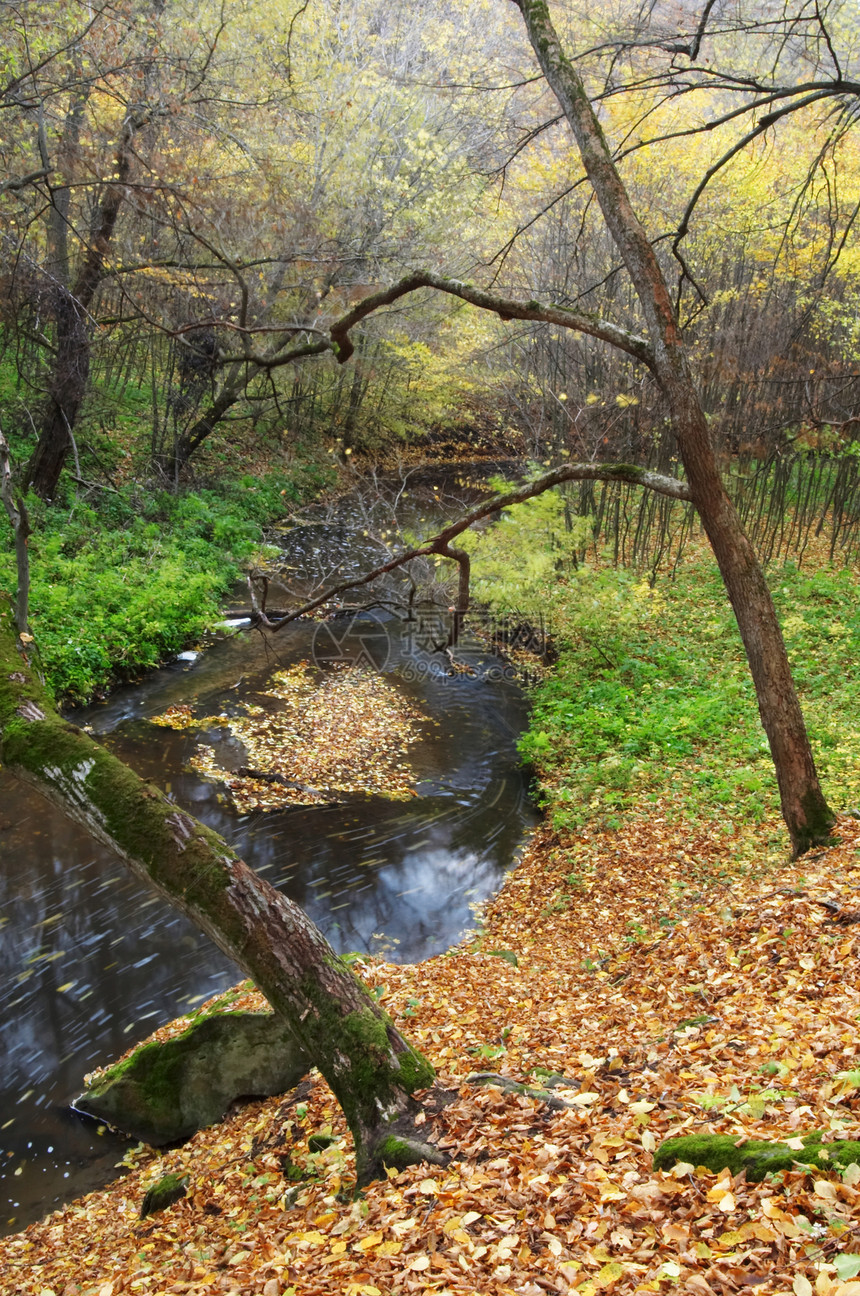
[0,466,333,704]
[519,540,860,846]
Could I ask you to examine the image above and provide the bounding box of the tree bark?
[511,0,835,856]
[0,596,438,1182]
[27,114,139,500]
[26,287,90,498]
[0,431,31,633]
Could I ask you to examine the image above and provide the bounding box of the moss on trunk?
[1,596,438,1184]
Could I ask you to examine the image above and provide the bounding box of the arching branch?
[329,272,656,371]
[671,89,837,267]
[264,462,691,633]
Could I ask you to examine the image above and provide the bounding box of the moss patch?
[77,1009,309,1145]
[653,1132,860,1181]
[140,1173,188,1219]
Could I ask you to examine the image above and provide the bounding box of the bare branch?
[329,272,655,370]
[266,462,690,632]
[680,0,719,62]
[672,90,836,261]
[0,166,51,195]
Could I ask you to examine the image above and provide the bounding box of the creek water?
[0,467,538,1236]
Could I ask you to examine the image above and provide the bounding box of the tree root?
[467,1071,581,1111]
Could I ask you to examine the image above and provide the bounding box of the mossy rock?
[76,1009,309,1146]
[654,1132,860,1181]
[140,1172,188,1218]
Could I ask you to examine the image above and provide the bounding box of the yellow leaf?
[354,1231,384,1251]
[408,1255,430,1271]
[794,1276,814,1296]
[595,1262,626,1288]
[419,1178,439,1194]
[377,1240,402,1257]
[718,1191,736,1213]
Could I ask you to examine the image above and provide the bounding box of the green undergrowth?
[0,466,331,703]
[515,546,860,843]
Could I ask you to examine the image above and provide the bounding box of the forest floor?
[4,804,860,1296]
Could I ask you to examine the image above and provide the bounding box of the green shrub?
[0,465,331,703]
[464,480,860,839]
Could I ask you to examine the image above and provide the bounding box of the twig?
[265,462,691,634]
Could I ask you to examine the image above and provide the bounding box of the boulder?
[76,1008,309,1145]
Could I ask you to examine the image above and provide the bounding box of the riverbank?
[3,799,860,1295]
[514,536,860,852]
[6,473,860,1292]
[0,461,334,704]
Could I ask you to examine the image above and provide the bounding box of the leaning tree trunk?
[0,596,438,1182]
[169,367,245,478]
[514,0,835,856]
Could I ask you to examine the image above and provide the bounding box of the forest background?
[3,0,860,846]
[5,0,860,1288]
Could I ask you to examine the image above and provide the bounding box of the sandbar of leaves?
[153,662,431,812]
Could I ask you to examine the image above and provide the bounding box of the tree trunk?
[513,0,835,856]
[25,288,89,499]
[169,367,245,477]
[0,597,438,1182]
[27,113,139,500]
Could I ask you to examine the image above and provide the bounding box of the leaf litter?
[151,662,430,811]
[5,807,860,1296]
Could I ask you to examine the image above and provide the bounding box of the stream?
[0,466,539,1236]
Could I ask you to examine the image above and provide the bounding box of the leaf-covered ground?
[5,806,860,1296]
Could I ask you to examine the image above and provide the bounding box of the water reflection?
[0,472,538,1234]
